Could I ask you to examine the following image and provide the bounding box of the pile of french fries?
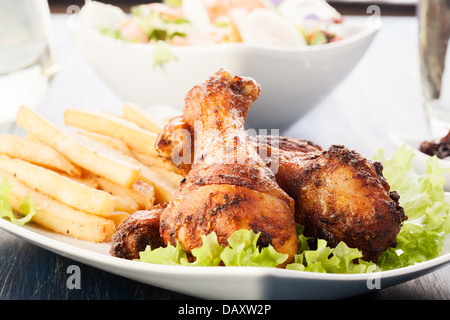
[0,104,183,242]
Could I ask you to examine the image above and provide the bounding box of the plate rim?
[1,214,449,283]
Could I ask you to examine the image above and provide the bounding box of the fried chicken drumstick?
[115,70,298,265]
[155,118,405,262]
[153,126,406,262]
[111,70,405,264]
[251,137,406,262]
[110,204,166,259]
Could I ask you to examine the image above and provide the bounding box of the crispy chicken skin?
[252,137,406,262]
[251,135,323,154]
[156,117,322,175]
[112,70,405,264]
[155,115,193,176]
[159,69,298,265]
[155,118,405,262]
[110,204,166,259]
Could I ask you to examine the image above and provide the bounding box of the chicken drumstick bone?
[158,69,298,265]
[155,114,405,263]
[111,71,405,264]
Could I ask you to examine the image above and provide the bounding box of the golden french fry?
[64,108,159,156]
[138,165,177,204]
[108,211,131,228]
[61,172,99,189]
[112,194,139,213]
[131,150,184,188]
[131,180,156,209]
[95,176,155,210]
[75,130,134,157]
[122,102,165,133]
[1,170,115,242]
[0,155,115,217]
[16,106,141,187]
[149,166,183,189]
[72,128,174,204]
[0,134,81,176]
[72,132,174,204]
[131,149,183,175]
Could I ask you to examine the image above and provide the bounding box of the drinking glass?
[0,0,58,130]
[419,0,450,137]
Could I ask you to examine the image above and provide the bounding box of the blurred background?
[47,0,417,15]
[2,0,422,143]
[3,0,450,301]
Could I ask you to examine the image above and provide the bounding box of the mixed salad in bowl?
[70,0,379,131]
[80,0,344,48]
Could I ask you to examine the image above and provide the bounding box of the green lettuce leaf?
[287,146,450,272]
[0,176,37,226]
[137,144,450,273]
[189,232,224,266]
[286,226,378,273]
[373,145,450,270]
[220,229,288,267]
[152,40,177,68]
[137,229,288,268]
[137,241,188,266]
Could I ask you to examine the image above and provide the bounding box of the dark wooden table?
[0,9,449,301]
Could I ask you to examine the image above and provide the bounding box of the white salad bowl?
[67,14,380,130]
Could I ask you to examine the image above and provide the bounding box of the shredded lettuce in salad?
[95,0,343,67]
[0,176,37,226]
[138,145,450,273]
[152,40,178,68]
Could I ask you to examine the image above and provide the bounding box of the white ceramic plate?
[389,133,450,191]
[0,212,449,300]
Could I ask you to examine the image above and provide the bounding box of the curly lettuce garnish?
[220,229,288,267]
[286,225,378,273]
[372,146,450,270]
[0,176,37,226]
[137,145,450,273]
[137,229,287,268]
